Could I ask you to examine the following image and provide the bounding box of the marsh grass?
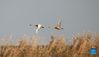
[0,33,99,57]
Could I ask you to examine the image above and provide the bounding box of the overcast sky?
[0,0,99,44]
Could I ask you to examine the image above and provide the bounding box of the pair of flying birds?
[29,18,63,34]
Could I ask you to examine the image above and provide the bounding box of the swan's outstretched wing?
[36,28,39,34]
[57,19,62,28]
[56,17,62,28]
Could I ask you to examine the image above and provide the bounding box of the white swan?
[29,24,44,33]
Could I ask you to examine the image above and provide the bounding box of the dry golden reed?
[0,33,99,57]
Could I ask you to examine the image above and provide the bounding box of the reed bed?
[0,33,99,57]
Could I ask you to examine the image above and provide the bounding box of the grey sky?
[0,0,99,44]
